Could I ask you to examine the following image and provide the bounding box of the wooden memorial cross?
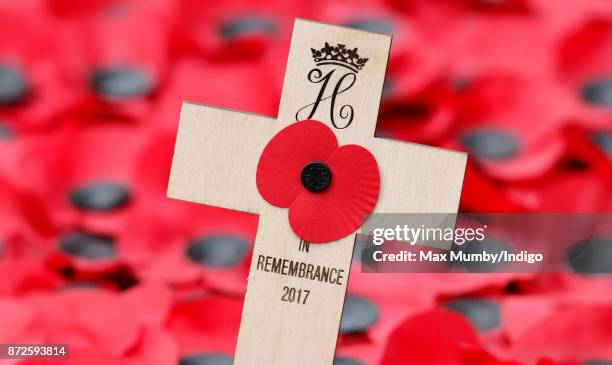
[168,19,467,365]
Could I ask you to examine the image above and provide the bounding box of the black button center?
[301,162,332,192]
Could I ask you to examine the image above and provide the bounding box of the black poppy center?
[219,17,277,38]
[301,162,332,192]
[90,67,152,99]
[0,65,29,105]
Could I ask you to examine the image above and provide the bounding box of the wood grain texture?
[278,19,391,146]
[168,103,275,214]
[234,208,355,365]
[370,138,466,214]
[167,18,467,365]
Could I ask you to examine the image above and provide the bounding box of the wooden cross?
[168,19,466,365]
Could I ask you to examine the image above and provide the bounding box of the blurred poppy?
[53,0,177,120]
[167,295,243,355]
[380,308,480,365]
[442,74,569,182]
[0,4,77,130]
[177,0,315,61]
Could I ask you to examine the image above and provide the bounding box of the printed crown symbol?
[311,42,369,72]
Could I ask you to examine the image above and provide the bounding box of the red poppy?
[12,281,178,365]
[0,4,78,131]
[441,73,569,182]
[178,0,315,61]
[256,120,380,243]
[337,267,438,364]
[458,344,523,365]
[562,126,612,184]
[0,258,63,296]
[504,166,612,212]
[511,304,612,363]
[153,58,278,133]
[379,308,480,365]
[51,0,176,122]
[557,18,612,98]
[167,294,243,355]
[460,160,526,212]
[313,1,414,71]
[22,289,141,356]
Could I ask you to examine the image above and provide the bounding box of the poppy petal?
[380,309,479,365]
[256,120,338,207]
[289,144,379,242]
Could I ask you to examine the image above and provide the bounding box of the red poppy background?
[0,0,611,364]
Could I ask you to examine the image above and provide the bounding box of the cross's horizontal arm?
[168,102,277,214]
[370,136,467,214]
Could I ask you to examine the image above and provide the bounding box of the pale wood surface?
[167,18,467,365]
[168,103,275,213]
[277,19,392,145]
[370,138,466,214]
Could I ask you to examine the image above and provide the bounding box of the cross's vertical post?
[168,19,467,365]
